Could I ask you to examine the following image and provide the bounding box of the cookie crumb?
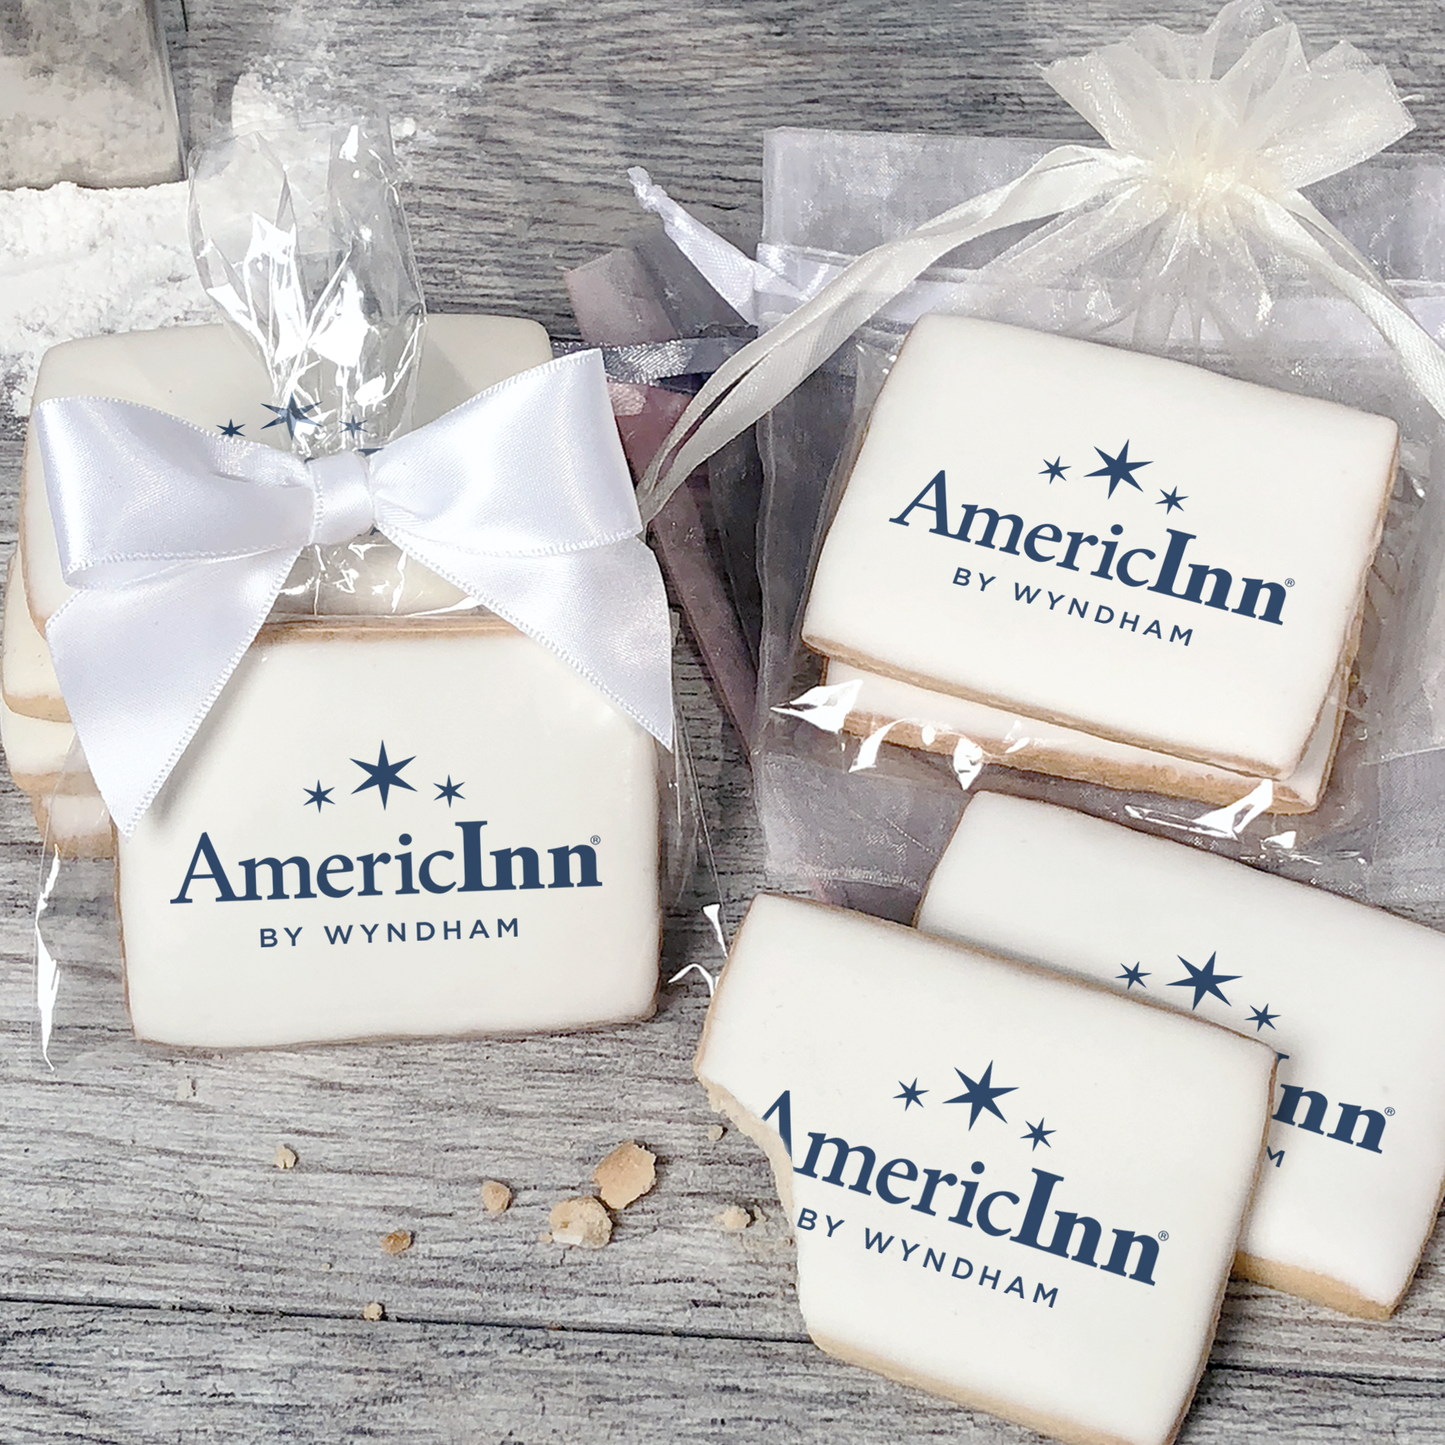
[481,1180,512,1214]
[549,1195,612,1248]
[706,1124,725,1143]
[175,1078,195,1101]
[381,1229,413,1256]
[537,1231,553,1244]
[273,1144,298,1170]
[718,1204,751,1232]
[361,1302,384,1322]
[592,1140,656,1210]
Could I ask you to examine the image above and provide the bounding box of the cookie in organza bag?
[15,121,685,1052]
[632,1,1445,908]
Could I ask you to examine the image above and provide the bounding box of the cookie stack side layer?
[823,659,1346,813]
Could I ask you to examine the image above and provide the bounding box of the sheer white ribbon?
[634,2,1437,523]
[33,349,674,836]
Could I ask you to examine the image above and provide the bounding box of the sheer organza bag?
[630,2,1445,924]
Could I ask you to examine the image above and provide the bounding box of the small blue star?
[262,396,319,438]
[894,1079,927,1110]
[351,742,417,808]
[1247,1004,1280,1032]
[1087,440,1152,499]
[343,415,366,438]
[303,781,333,812]
[1022,1119,1055,1150]
[1168,952,1241,1010]
[1117,962,1150,989]
[1157,487,1187,514]
[945,1062,1017,1128]
[434,776,464,806]
[1040,457,1068,482]
[218,419,245,437]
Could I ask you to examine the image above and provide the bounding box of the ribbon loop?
[307,450,376,546]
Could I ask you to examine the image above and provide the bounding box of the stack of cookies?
[803,316,1399,813]
[5,317,665,1047]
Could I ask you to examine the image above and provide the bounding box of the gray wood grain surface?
[5,0,1445,1440]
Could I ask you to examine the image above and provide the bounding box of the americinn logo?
[164,741,606,950]
[888,442,1292,629]
[765,1055,1170,1315]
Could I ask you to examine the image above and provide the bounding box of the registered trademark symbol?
[590,835,601,845]
[1386,1106,1396,1116]
[1285,578,1295,587]
[1158,1230,1169,1242]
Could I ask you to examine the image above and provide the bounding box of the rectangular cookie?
[823,659,1346,814]
[119,619,661,1047]
[918,793,1445,1317]
[20,313,554,629]
[801,316,1396,780]
[697,893,1274,1445]
[0,693,92,796]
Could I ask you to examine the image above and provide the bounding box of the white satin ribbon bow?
[33,349,673,836]
[635,2,1442,522]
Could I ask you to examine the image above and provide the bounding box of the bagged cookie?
[630,3,1445,919]
[16,121,690,1057]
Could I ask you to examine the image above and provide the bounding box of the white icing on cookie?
[824,659,1343,813]
[802,316,1396,779]
[918,793,1445,1317]
[697,894,1273,1445]
[118,622,660,1047]
[21,314,554,624]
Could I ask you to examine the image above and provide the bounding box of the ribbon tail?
[46,553,297,835]
[634,145,1132,524]
[386,531,675,750]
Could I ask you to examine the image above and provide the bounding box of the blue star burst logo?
[1247,1004,1280,1032]
[1117,962,1149,989]
[1087,440,1151,499]
[945,1062,1017,1128]
[1168,952,1241,1009]
[262,396,319,438]
[351,742,417,808]
[1021,1119,1055,1150]
[1157,487,1187,514]
[343,415,366,438]
[218,419,245,436]
[434,776,464,806]
[894,1079,927,1110]
[303,781,334,812]
[1040,457,1068,482]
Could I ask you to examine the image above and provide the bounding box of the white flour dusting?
[0,0,182,188]
[0,181,214,416]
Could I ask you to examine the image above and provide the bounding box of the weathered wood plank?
[159,0,1445,340]
[0,1305,1443,1445]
